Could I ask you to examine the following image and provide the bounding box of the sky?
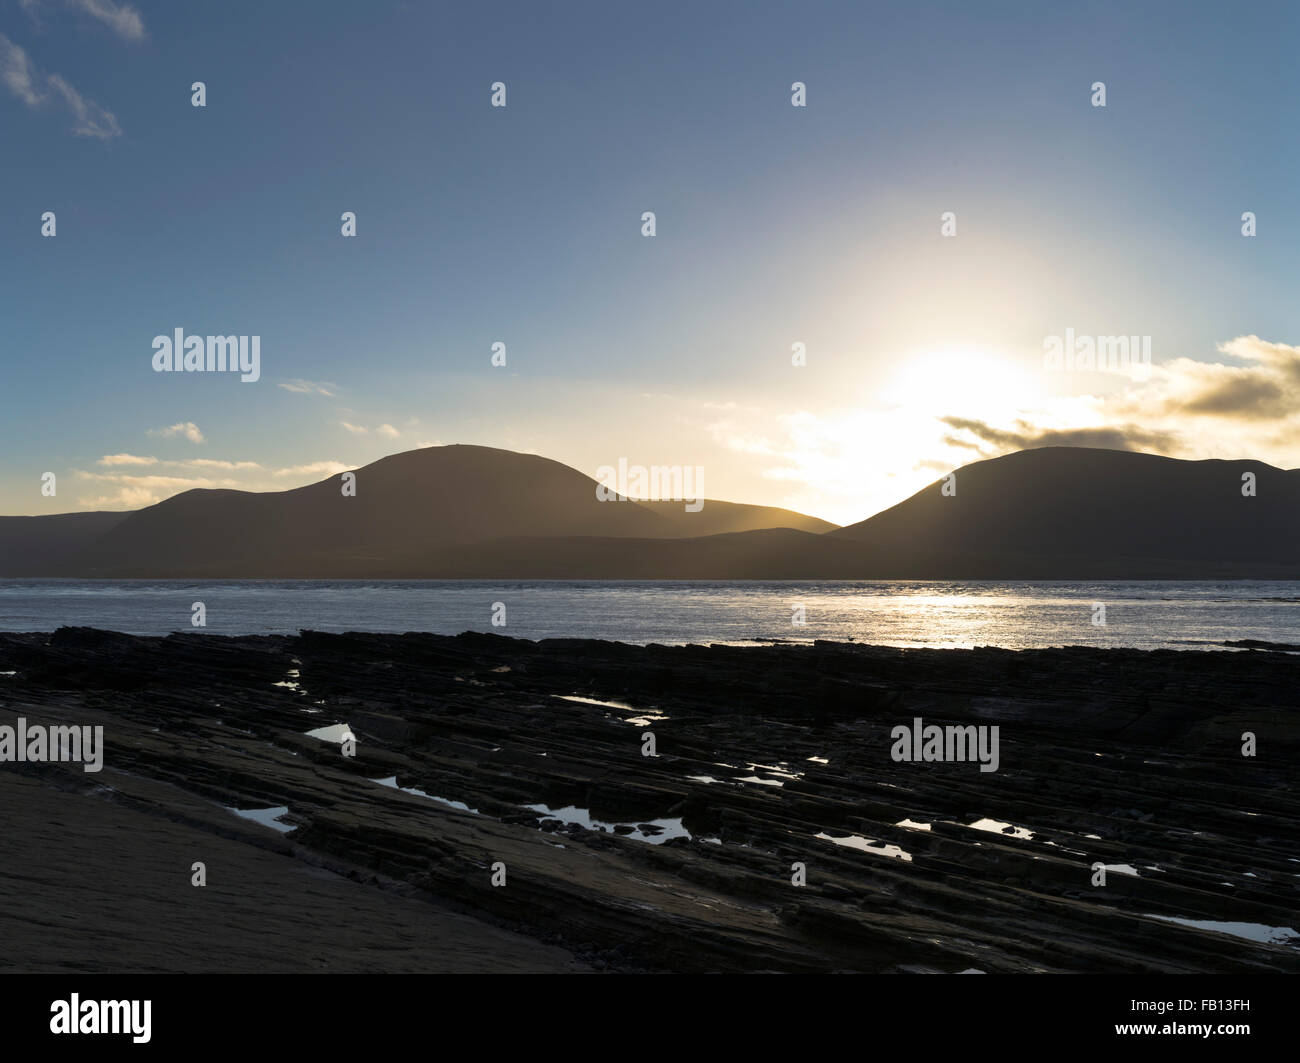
[2,0,1298,525]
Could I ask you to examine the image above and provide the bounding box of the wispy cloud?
[22,0,146,42]
[17,0,49,30]
[185,458,263,471]
[278,379,339,396]
[339,420,401,438]
[0,31,121,137]
[45,71,120,137]
[271,461,353,478]
[930,334,1300,486]
[74,470,239,509]
[77,456,352,508]
[78,472,236,490]
[940,417,1178,454]
[147,422,205,444]
[78,487,158,509]
[705,335,1300,524]
[97,454,264,471]
[0,33,43,105]
[69,0,146,42]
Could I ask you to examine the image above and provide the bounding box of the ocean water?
[0,580,1297,650]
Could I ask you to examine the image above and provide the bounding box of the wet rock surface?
[1,627,1297,973]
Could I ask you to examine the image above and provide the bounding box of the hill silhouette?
[0,445,834,577]
[1,445,1296,577]
[829,447,1300,576]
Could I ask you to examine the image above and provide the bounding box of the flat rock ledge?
[1,628,1296,973]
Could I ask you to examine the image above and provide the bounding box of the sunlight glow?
[882,347,1040,419]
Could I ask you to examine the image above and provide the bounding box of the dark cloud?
[1155,336,1300,419]
[940,417,1178,455]
[1177,376,1287,418]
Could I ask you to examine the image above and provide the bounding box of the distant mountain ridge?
[1,444,1296,578]
[830,448,1300,576]
[0,445,835,577]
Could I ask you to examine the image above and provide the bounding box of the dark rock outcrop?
[1,629,1296,972]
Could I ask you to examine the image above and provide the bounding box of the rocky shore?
[1,627,1296,973]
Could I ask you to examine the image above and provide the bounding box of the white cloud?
[79,486,166,509]
[147,422,205,444]
[340,420,401,438]
[76,471,235,488]
[74,470,239,509]
[74,458,351,509]
[70,0,145,42]
[0,32,121,137]
[702,335,1300,524]
[96,454,264,472]
[183,458,263,471]
[45,72,120,137]
[0,33,42,105]
[272,461,353,478]
[279,379,339,396]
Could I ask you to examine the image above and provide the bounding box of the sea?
[0,579,1297,650]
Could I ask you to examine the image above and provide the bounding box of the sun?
[881,347,1038,419]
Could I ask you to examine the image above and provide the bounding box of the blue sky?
[3,0,1298,523]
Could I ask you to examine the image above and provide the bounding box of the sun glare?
[882,348,1037,419]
